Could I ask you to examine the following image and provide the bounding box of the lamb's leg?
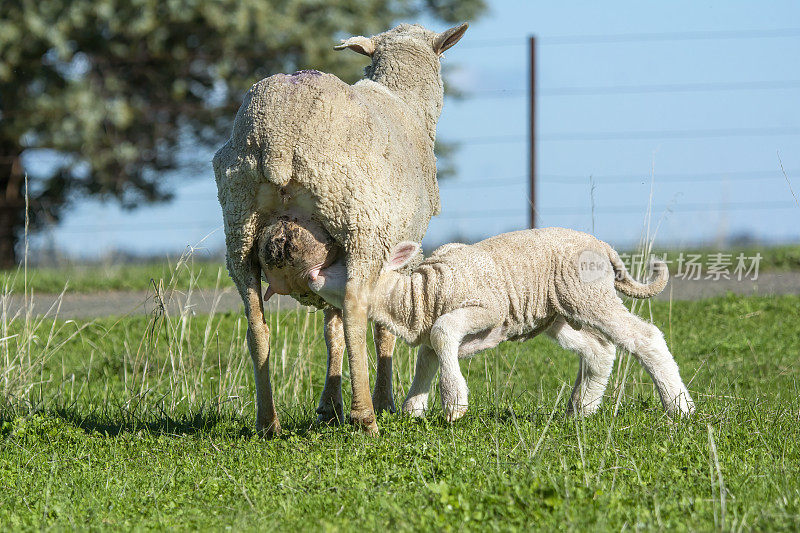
[402,345,438,416]
[581,302,695,416]
[232,254,280,437]
[316,308,345,424]
[342,275,378,434]
[372,323,397,415]
[430,307,499,422]
[546,317,616,416]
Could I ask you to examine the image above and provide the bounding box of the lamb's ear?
[433,22,469,56]
[385,241,421,271]
[333,36,375,57]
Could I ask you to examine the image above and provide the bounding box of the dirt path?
[5,272,800,319]
[4,288,299,320]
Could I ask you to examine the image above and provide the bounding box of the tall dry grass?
[1,172,676,427]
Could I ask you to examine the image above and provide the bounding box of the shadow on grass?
[1,401,326,441]
[51,406,256,438]
[1,394,681,442]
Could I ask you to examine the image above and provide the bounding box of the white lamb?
[309,228,696,421]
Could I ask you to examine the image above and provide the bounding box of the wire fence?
[23,26,800,240]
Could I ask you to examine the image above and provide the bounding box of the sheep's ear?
[433,22,469,56]
[385,241,420,271]
[333,36,375,57]
[264,286,275,302]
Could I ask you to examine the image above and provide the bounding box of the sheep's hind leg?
[316,308,345,424]
[401,345,438,416]
[430,307,499,422]
[235,255,280,437]
[546,317,616,416]
[581,302,695,416]
[372,323,397,415]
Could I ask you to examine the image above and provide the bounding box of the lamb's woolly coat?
[213,23,468,435]
[311,227,694,421]
[319,228,665,348]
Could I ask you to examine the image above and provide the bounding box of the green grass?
[1,257,232,294]
[1,295,799,530]
[4,243,800,294]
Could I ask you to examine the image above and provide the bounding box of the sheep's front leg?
[235,256,280,437]
[372,324,397,415]
[401,345,438,416]
[342,277,378,434]
[317,312,395,422]
[430,307,499,422]
[317,308,345,424]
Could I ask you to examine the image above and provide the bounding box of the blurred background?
[2,0,799,269]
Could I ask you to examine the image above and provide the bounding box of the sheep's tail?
[603,243,668,299]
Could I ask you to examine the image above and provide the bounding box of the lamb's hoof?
[668,392,696,418]
[401,396,428,417]
[565,407,591,419]
[372,395,396,416]
[316,403,345,425]
[256,418,281,439]
[565,399,601,418]
[350,409,379,436]
[443,402,468,423]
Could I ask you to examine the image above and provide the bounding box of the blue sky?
[29,1,800,258]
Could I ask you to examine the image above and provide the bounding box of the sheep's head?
[335,22,468,137]
[334,22,468,61]
[257,217,340,306]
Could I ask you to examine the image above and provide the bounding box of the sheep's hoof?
[401,396,428,417]
[564,405,583,418]
[256,418,281,439]
[316,402,345,425]
[443,402,468,423]
[350,409,379,436]
[372,395,396,416]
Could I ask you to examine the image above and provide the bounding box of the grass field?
[1,291,799,530]
[3,242,800,294]
[1,254,230,294]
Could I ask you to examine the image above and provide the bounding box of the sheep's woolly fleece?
[212,22,468,434]
[213,24,465,289]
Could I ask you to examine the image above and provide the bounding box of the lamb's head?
[309,241,421,310]
[334,22,468,136]
[381,241,422,271]
[257,216,340,306]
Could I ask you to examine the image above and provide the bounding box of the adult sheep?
[213,23,469,436]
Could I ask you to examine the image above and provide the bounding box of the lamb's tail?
[603,243,668,299]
